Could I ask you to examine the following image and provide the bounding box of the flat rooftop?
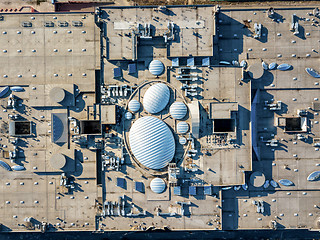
[1,4,320,233]
[0,12,100,231]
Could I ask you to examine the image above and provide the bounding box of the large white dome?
[129,116,175,170]
[143,83,170,114]
[149,60,164,76]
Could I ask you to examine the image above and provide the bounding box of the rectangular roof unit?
[204,185,212,195]
[135,182,144,192]
[117,177,126,188]
[44,21,54,27]
[100,104,116,125]
[187,57,195,67]
[72,21,83,27]
[174,186,182,195]
[51,113,68,143]
[210,102,238,119]
[189,186,197,196]
[172,58,179,67]
[202,57,210,66]
[113,67,122,78]
[313,102,320,111]
[9,121,32,137]
[22,22,32,27]
[128,63,136,74]
[188,101,200,138]
[285,117,307,132]
[58,21,69,27]
[80,120,101,135]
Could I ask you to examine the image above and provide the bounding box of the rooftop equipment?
[131,30,137,61]
[174,186,182,195]
[306,68,320,78]
[50,153,67,170]
[307,171,320,181]
[277,63,291,71]
[204,185,212,195]
[113,67,122,78]
[135,182,144,192]
[253,23,262,39]
[189,186,197,195]
[0,86,9,98]
[187,57,195,67]
[279,179,294,186]
[172,58,179,67]
[117,178,126,188]
[128,63,136,74]
[202,57,210,66]
[0,160,11,171]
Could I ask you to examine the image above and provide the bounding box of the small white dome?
[177,121,189,134]
[170,102,187,119]
[128,99,140,112]
[143,83,170,114]
[125,112,133,120]
[149,60,164,76]
[179,137,187,145]
[150,178,166,194]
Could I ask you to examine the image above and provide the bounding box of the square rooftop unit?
[101,105,116,125]
[80,120,101,135]
[117,177,126,189]
[203,185,212,195]
[285,117,307,132]
[135,182,144,193]
[9,121,32,136]
[128,63,136,74]
[189,186,197,196]
[113,67,122,78]
[172,58,179,67]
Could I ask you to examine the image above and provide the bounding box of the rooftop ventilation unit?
[22,22,32,27]
[72,21,83,27]
[58,21,68,27]
[44,21,54,27]
[254,23,262,39]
